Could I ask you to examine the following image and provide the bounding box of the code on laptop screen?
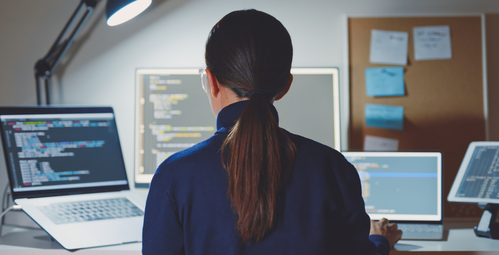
[0,113,128,192]
[343,152,442,221]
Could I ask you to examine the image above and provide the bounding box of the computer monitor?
[134,68,340,187]
[342,151,443,221]
[448,141,499,204]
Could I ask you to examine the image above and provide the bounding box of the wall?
[1,0,499,203]
[486,13,499,141]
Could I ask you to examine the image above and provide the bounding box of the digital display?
[1,113,128,192]
[455,146,499,199]
[135,68,340,186]
[343,152,442,221]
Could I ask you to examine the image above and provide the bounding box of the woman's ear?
[275,74,293,101]
[206,69,221,98]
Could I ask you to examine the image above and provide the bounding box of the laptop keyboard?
[398,223,443,239]
[37,198,144,225]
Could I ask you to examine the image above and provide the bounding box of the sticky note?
[369,29,409,66]
[365,67,405,97]
[364,135,399,151]
[365,104,404,130]
[413,26,452,61]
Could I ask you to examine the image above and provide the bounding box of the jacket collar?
[216,100,279,131]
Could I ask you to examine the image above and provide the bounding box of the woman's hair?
[205,9,296,243]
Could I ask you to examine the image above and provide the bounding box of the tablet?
[448,141,499,204]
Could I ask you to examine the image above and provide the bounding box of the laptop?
[341,151,443,240]
[0,106,145,250]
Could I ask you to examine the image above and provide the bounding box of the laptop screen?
[0,107,129,198]
[342,151,442,222]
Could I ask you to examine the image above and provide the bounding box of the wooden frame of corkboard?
[347,15,486,218]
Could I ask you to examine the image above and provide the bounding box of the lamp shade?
[106,0,152,26]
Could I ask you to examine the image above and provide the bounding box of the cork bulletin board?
[348,16,485,218]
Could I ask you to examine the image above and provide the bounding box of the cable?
[2,183,9,212]
[0,205,22,219]
[0,204,22,237]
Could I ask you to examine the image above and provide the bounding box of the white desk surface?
[1,219,499,254]
[0,225,141,255]
[393,219,499,255]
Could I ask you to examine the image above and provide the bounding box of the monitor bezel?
[447,141,499,204]
[0,106,130,200]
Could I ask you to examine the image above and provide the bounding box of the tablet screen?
[448,142,499,204]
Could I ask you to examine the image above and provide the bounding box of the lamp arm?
[34,0,101,105]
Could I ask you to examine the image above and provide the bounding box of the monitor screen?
[134,68,340,186]
[0,109,128,194]
[342,151,442,221]
[448,141,499,204]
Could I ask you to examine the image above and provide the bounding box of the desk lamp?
[33,0,152,105]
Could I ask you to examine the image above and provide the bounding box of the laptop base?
[398,223,443,240]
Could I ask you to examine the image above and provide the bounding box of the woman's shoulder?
[282,129,356,179]
[152,134,225,182]
[282,129,342,158]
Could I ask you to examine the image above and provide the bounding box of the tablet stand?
[474,203,499,239]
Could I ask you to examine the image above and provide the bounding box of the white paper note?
[413,26,452,61]
[364,135,399,151]
[369,29,409,66]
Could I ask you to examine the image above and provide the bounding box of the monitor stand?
[474,203,499,239]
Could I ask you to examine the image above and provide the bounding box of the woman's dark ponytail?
[222,92,295,242]
[206,9,296,243]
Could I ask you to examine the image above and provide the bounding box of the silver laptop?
[0,106,145,250]
[342,151,443,240]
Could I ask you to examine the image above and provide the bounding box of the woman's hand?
[369,218,403,249]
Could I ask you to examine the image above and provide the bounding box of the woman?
[143,9,402,254]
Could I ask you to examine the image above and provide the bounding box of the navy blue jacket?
[143,101,390,254]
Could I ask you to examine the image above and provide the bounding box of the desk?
[0,225,141,254]
[393,219,499,255]
[1,219,498,254]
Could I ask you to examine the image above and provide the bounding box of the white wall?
[1,0,499,199]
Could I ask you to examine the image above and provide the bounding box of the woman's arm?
[142,170,184,255]
[337,158,393,255]
[371,218,403,248]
